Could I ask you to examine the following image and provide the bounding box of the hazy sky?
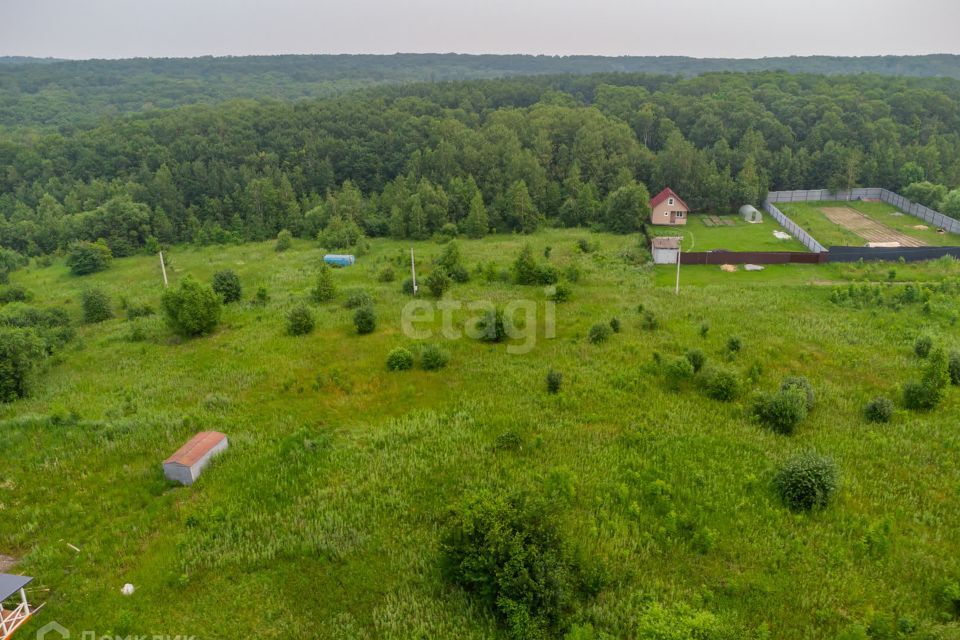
[2,0,959,59]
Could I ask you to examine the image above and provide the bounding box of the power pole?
[410,247,418,295]
[674,242,681,295]
[159,251,169,288]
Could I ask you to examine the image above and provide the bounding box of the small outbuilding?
[651,236,682,265]
[1,574,38,639]
[163,431,229,486]
[323,254,355,267]
[650,187,690,226]
[739,205,762,223]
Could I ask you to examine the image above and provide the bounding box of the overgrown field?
[779,201,960,248]
[3,229,960,639]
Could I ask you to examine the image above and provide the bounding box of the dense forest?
[2,71,960,260]
[2,53,960,128]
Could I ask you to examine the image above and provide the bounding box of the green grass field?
[4,230,960,638]
[779,200,960,248]
[649,213,808,252]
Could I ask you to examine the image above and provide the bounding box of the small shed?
[651,236,682,265]
[163,431,229,486]
[0,574,37,639]
[739,205,762,223]
[323,254,355,267]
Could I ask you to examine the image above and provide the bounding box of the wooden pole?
[159,251,169,288]
[410,248,418,295]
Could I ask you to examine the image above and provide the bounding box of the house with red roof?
[649,187,690,226]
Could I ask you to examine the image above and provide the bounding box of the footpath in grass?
[779,200,960,248]
[649,213,807,252]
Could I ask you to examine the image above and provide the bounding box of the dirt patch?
[0,554,17,572]
[820,207,927,247]
[720,264,737,272]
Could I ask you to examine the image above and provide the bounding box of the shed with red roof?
[650,187,690,226]
[163,431,229,486]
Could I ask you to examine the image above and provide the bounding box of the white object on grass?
[121,583,135,596]
[773,230,792,240]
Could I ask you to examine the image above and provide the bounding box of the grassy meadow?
[3,229,960,638]
[648,214,808,252]
[779,201,960,248]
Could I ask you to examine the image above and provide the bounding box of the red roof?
[650,187,689,211]
[164,431,227,466]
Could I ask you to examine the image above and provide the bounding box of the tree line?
[1,71,959,257]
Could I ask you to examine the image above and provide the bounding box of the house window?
[676,211,684,218]
[668,198,674,206]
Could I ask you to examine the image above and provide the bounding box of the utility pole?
[159,251,169,288]
[674,241,681,295]
[410,247,418,295]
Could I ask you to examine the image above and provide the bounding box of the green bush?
[904,348,949,411]
[401,277,416,295]
[914,334,933,358]
[212,269,242,304]
[781,376,815,411]
[0,248,27,284]
[0,285,30,304]
[448,263,470,283]
[546,369,563,394]
[576,238,594,253]
[386,347,414,371]
[609,317,621,333]
[125,303,155,320]
[425,268,452,298]
[727,336,742,353]
[161,277,222,337]
[81,288,113,324]
[440,491,588,638]
[436,242,468,283]
[317,215,363,250]
[353,305,376,334]
[773,450,839,511]
[754,387,808,435]
[685,348,706,373]
[0,327,46,402]
[421,344,451,370]
[640,310,659,330]
[550,283,572,303]
[376,266,395,283]
[343,289,373,309]
[588,323,611,345]
[311,263,337,303]
[948,350,960,385]
[252,287,270,306]
[534,264,559,285]
[513,243,539,285]
[702,366,739,401]
[864,396,894,423]
[665,356,694,388]
[476,308,507,343]
[274,229,293,252]
[286,304,315,336]
[66,240,112,276]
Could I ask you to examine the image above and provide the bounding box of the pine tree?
[506,180,539,234]
[311,263,337,303]
[463,192,488,238]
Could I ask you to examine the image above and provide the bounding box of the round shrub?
[425,268,452,298]
[685,348,706,373]
[546,369,563,394]
[665,356,694,388]
[754,387,808,435]
[773,450,839,512]
[286,304,315,336]
[161,277,222,337]
[386,347,414,371]
[476,308,506,343]
[914,334,933,358]
[401,277,416,295]
[275,229,293,252]
[864,396,894,423]
[66,240,112,276]
[448,264,470,284]
[353,305,376,334]
[780,376,815,411]
[609,317,621,333]
[311,264,337,303]
[550,283,572,303]
[252,287,270,306]
[727,336,742,353]
[0,327,46,402]
[377,266,396,283]
[421,344,451,370]
[212,269,242,304]
[702,366,739,401]
[588,323,611,345]
[343,289,373,309]
[81,288,113,324]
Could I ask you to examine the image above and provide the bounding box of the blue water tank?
[323,254,356,267]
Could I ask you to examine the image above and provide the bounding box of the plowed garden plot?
[820,207,927,247]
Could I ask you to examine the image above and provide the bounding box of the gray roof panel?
[0,574,32,601]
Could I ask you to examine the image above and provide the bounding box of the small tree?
[513,244,539,285]
[550,283,572,303]
[311,263,337,303]
[949,350,960,386]
[275,229,293,252]
[685,349,706,373]
[421,344,450,370]
[386,347,415,371]
[286,304,315,336]
[754,387,808,435]
[665,356,694,388]
[353,306,376,334]
[212,269,242,304]
[317,215,363,250]
[0,327,45,402]
[81,288,113,324]
[425,268,452,298]
[161,277,222,337]
[66,241,112,276]
[702,366,739,401]
[780,376,815,411]
[864,396,893,423]
[588,323,611,345]
[914,335,933,358]
[463,192,489,239]
[727,336,742,354]
[773,451,838,512]
[546,369,563,394]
